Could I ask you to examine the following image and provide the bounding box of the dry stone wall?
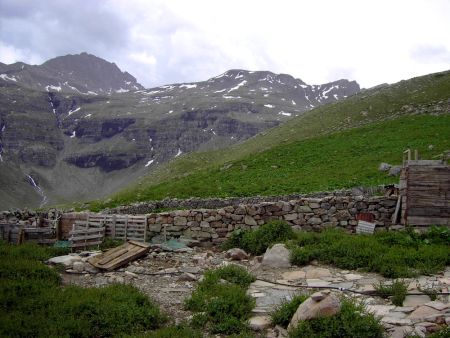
[146,195,398,245]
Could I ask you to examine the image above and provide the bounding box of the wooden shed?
[399,153,450,226]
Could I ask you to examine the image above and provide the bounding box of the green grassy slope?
[87,70,450,210]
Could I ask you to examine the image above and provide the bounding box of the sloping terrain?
[0,54,359,209]
[90,70,450,210]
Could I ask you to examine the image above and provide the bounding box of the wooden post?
[124,215,128,241]
[144,215,148,242]
[112,215,116,239]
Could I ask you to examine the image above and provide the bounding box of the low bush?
[184,265,255,334]
[0,242,167,337]
[289,298,384,338]
[271,294,309,328]
[223,220,295,255]
[100,238,125,250]
[373,280,408,306]
[289,227,450,278]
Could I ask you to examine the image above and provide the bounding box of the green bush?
[223,220,295,255]
[289,298,384,338]
[126,324,202,338]
[289,227,450,278]
[374,280,408,306]
[0,242,167,338]
[271,294,309,328]
[100,238,125,250]
[184,265,255,334]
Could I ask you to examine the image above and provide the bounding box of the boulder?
[288,292,341,330]
[225,248,249,261]
[72,261,85,273]
[261,244,291,268]
[388,165,402,176]
[47,254,81,267]
[379,162,391,171]
[248,315,272,331]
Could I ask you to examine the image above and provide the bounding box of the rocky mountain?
[0,53,360,209]
[0,52,143,94]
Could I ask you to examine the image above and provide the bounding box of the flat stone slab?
[305,267,331,279]
[344,273,364,281]
[403,295,431,307]
[408,306,442,320]
[366,305,396,317]
[282,270,306,280]
[306,279,331,287]
[424,301,449,311]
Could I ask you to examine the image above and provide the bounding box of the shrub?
[289,227,450,278]
[223,220,295,255]
[373,280,408,306]
[100,238,125,250]
[289,298,384,338]
[271,294,309,328]
[184,265,255,334]
[0,242,167,337]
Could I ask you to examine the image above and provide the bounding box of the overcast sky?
[1,0,449,88]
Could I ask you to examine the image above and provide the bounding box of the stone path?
[247,264,450,337]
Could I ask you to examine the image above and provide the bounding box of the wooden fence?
[68,214,148,249]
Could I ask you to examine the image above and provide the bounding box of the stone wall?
[2,194,399,244]
[146,195,398,245]
[105,188,385,214]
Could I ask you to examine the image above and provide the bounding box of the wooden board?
[88,240,151,271]
[355,220,376,234]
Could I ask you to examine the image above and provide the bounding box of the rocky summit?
[0,53,360,209]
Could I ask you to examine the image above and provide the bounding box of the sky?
[0,0,449,89]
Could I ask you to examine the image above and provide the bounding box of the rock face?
[288,291,341,330]
[0,55,361,209]
[261,244,291,268]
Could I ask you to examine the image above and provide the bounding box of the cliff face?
[0,55,360,209]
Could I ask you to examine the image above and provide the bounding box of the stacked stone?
[146,196,399,244]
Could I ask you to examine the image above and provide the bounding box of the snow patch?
[291,100,296,105]
[70,131,76,138]
[68,107,81,116]
[228,80,247,93]
[278,111,292,117]
[223,95,241,99]
[168,110,173,114]
[45,85,61,92]
[145,159,154,167]
[0,74,17,82]
[175,148,182,157]
[87,91,98,95]
[84,114,92,118]
[214,88,227,93]
[179,84,197,89]
[26,174,47,207]
[116,88,129,93]
[264,104,275,108]
[1,125,5,133]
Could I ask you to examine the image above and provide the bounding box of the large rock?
[261,244,291,268]
[47,254,81,267]
[225,248,249,261]
[248,315,272,331]
[288,291,341,330]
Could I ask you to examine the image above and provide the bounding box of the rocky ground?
[52,245,450,338]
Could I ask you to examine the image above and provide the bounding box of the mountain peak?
[0,52,144,94]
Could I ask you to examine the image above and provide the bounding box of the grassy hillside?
[86,70,450,210]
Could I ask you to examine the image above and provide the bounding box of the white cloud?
[1,0,449,88]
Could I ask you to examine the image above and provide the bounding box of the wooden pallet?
[88,240,151,271]
[0,223,56,244]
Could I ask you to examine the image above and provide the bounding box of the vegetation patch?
[0,242,167,338]
[184,265,256,334]
[288,298,385,338]
[289,227,450,278]
[222,220,295,255]
[91,112,450,210]
[271,293,309,328]
[373,280,408,306]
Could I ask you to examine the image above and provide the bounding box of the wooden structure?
[88,240,151,271]
[400,150,450,226]
[68,214,148,248]
[0,223,57,245]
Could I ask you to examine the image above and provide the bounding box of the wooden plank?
[69,227,106,235]
[88,241,150,271]
[407,216,450,226]
[71,240,103,248]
